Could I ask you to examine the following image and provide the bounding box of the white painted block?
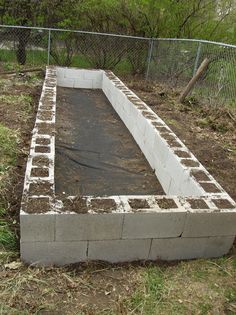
[152,133,170,167]
[154,164,172,194]
[20,214,55,242]
[73,79,93,89]
[123,212,186,239]
[21,241,87,265]
[88,239,151,262]
[56,67,65,78]
[65,68,85,78]
[149,236,234,260]
[56,213,124,241]
[83,70,103,80]
[57,78,74,88]
[178,175,204,197]
[92,79,102,89]
[182,212,236,237]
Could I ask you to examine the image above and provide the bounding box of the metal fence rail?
[1,24,236,105]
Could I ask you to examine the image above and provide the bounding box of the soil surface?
[55,87,164,196]
[125,79,236,201]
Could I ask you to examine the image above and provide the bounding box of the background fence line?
[1,24,236,105]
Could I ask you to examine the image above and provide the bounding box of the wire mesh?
[148,39,236,104]
[48,30,149,75]
[0,26,48,67]
[1,25,236,105]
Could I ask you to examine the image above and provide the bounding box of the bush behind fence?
[1,25,236,105]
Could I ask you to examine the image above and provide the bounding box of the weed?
[0,220,16,250]
[198,302,213,314]
[226,288,236,303]
[127,266,167,314]
[0,124,18,173]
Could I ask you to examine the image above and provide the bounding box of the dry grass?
[0,252,236,314]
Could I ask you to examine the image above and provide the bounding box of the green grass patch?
[0,220,16,251]
[0,94,32,106]
[126,266,168,314]
[0,124,18,174]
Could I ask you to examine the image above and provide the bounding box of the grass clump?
[127,266,168,315]
[0,219,16,251]
[0,123,18,174]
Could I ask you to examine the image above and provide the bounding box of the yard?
[0,68,235,315]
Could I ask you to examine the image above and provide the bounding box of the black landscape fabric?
[55,87,164,196]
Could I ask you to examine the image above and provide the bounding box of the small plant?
[0,219,16,251]
[0,124,18,173]
[127,267,167,314]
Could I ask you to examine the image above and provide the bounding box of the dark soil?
[62,197,88,214]
[32,156,50,167]
[212,199,235,209]
[90,198,116,213]
[38,111,53,121]
[34,145,50,153]
[28,181,53,196]
[35,138,50,145]
[36,122,55,135]
[30,167,49,177]
[26,197,50,214]
[125,79,236,201]
[128,198,150,209]
[186,199,209,209]
[156,198,178,209]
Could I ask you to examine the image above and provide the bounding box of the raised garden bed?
[20,67,236,265]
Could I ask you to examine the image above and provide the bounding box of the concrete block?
[56,67,65,79]
[182,212,236,237]
[57,78,74,88]
[88,239,151,262]
[56,213,124,241]
[73,79,93,89]
[179,174,204,197]
[92,79,102,89]
[122,212,186,239]
[83,70,103,80]
[20,214,55,242]
[149,236,234,260]
[65,68,85,78]
[152,133,170,167]
[154,164,172,194]
[21,241,87,265]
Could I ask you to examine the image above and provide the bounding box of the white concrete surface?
[149,236,235,260]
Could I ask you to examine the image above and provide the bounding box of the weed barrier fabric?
[55,88,165,196]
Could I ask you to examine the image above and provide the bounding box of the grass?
[0,124,18,251]
[0,219,16,251]
[123,257,236,315]
[0,123,18,174]
[0,255,235,314]
[0,75,38,253]
[127,267,167,314]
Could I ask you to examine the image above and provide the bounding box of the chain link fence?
[1,25,236,105]
[148,39,236,104]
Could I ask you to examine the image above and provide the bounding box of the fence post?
[47,29,51,65]
[146,38,154,80]
[193,42,202,75]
